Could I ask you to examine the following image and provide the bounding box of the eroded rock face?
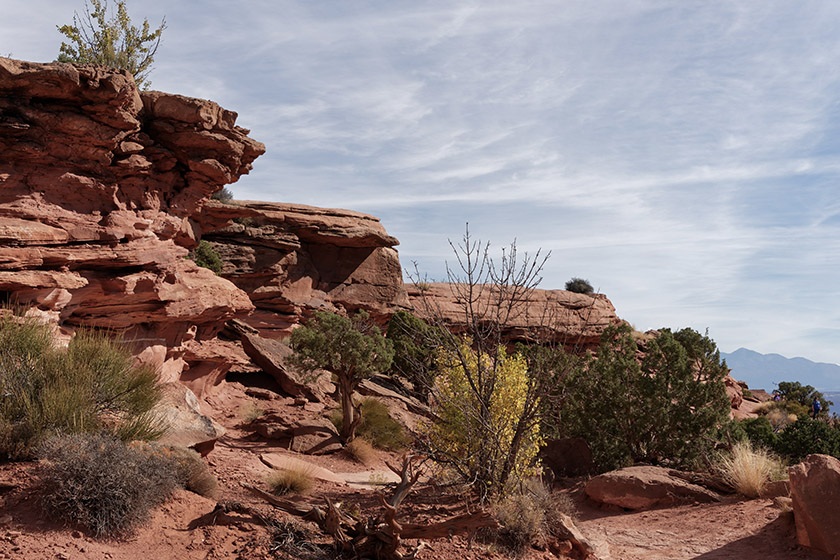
[199,201,410,335]
[0,58,263,380]
[585,465,721,510]
[407,282,620,351]
[789,454,840,555]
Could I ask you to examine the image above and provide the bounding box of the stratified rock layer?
[408,282,619,351]
[0,58,263,375]
[200,200,410,335]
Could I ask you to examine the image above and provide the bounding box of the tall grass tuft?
[266,468,315,495]
[0,310,164,459]
[717,440,784,498]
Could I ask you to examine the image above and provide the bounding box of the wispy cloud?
[4,0,840,369]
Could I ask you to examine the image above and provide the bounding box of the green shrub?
[330,399,409,451]
[0,314,163,459]
[774,417,840,463]
[38,433,179,537]
[386,310,440,399]
[189,240,223,275]
[560,324,731,471]
[564,277,594,294]
[738,416,778,450]
[211,187,233,202]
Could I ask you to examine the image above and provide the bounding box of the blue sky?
[4,1,840,367]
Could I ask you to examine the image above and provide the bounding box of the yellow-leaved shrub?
[424,339,542,497]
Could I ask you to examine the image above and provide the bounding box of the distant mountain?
[721,348,840,393]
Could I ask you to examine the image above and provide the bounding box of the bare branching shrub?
[345,437,376,466]
[409,226,576,502]
[266,517,324,559]
[38,433,178,537]
[717,440,785,499]
[266,468,315,495]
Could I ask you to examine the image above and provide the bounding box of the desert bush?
[424,340,542,497]
[189,240,223,275]
[560,324,731,471]
[240,401,266,423]
[57,0,166,89]
[386,310,442,399]
[717,440,784,498]
[775,381,833,419]
[211,187,233,202]
[266,468,315,495]
[290,311,393,443]
[564,277,594,294]
[738,416,778,450]
[0,314,163,459]
[38,433,178,537]
[330,399,409,451]
[774,417,840,463]
[344,437,376,466]
[131,442,218,498]
[765,407,797,432]
[489,478,576,555]
[265,517,323,559]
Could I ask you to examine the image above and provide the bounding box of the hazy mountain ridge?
[721,348,840,393]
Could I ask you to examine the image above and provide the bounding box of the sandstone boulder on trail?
[585,465,721,510]
[789,453,840,556]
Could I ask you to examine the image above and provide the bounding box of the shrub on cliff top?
[57,0,166,89]
[0,312,163,459]
[565,277,594,294]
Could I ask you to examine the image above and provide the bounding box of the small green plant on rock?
[564,277,594,294]
[189,240,223,275]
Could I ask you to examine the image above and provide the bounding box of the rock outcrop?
[408,282,620,350]
[0,57,263,384]
[585,466,721,510]
[199,201,410,335]
[789,454,840,555]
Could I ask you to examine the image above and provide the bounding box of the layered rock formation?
[0,57,262,384]
[198,201,410,336]
[407,282,619,350]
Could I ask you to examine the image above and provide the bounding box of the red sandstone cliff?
[0,57,262,384]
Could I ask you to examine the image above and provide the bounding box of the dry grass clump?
[132,442,219,499]
[765,408,797,432]
[38,433,179,538]
[266,468,315,495]
[489,479,577,556]
[240,401,266,423]
[717,440,785,499]
[345,437,376,466]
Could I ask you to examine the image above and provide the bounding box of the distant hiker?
[773,392,781,402]
[811,396,821,419]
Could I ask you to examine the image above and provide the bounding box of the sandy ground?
[0,378,832,560]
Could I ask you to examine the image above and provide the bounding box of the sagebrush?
[38,433,179,537]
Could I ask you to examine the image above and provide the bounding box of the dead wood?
[240,455,497,560]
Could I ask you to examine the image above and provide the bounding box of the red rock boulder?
[789,454,840,555]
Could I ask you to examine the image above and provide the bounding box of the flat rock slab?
[339,470,402,489]
[260,452,345,484]
[241,333,334,402]
[585,465,721,510]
